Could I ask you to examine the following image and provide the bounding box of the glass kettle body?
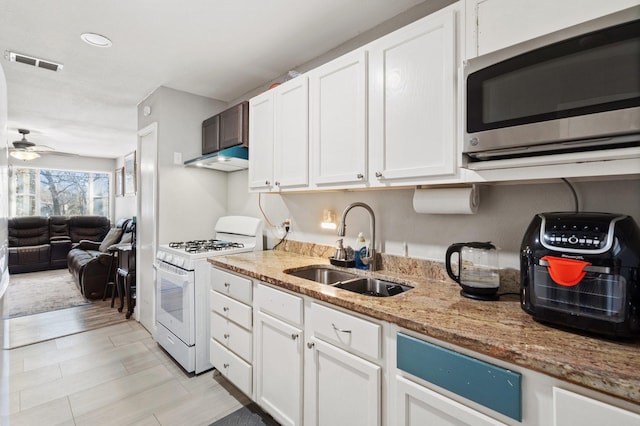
[445,242,500,300]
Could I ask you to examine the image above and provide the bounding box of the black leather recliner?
[67,218,133,299]
[8,216,51,274]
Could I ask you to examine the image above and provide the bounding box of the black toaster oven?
[520,212,640,337]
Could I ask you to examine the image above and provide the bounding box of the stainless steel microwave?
[464,6,640,162]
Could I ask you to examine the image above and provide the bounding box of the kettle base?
[460,289,499,301]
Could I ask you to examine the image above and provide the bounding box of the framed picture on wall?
[115,167,124,196]
[124,151,136,195]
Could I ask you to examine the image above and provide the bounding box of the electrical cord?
[561,178,580,213]
[272,227,289,250]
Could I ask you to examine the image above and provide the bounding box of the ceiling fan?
[10,129,58,160]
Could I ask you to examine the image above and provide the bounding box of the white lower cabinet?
[213,270,640,426]
[209,267,254,398]
[553,388,640,426]
[396,375,506,426]
[255,284,304,426]
[255,311,303,426]
[305,337,381,426]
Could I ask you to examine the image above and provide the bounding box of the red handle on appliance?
[541,256,592,286]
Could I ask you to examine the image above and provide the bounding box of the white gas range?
[154,216,263,374]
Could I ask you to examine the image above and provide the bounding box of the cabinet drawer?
[255,283,303,326]
[210,290,252,329]
[210,338,252,397]
[397,333,521,422]
[309,302,381,360]
[211,267,252,304]
[211,312,252,363]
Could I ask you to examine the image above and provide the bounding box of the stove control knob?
[166,255,174,264]
[176,258,185,267]
[157,252,165,260]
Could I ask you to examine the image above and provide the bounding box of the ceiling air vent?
[5,51,63,72]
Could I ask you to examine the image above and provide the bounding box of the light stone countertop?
[208,250,640,405]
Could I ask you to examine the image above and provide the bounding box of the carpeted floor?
[211,403,280,426]
[3,269,90,318]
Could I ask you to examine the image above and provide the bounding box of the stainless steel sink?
[285,266,358,285]
[334,278,413,297]
[285,266,413,297]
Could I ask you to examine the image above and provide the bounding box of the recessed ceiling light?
[80,32,112,48]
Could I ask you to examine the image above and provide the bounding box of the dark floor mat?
[211,402,280,426]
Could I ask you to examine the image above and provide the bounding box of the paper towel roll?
[413,186,479,214]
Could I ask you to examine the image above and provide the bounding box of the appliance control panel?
[539,213,621,254]
[543,222,608,250]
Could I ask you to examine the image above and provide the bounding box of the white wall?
[228,171,640,269]
[113,155,137,222]
[137,86,229,243]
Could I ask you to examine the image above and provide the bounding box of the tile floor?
[3,321,249,425]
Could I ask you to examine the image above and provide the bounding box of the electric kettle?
[445,242,500,300]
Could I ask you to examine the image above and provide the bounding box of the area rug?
[3,269,91,318]
[211,403,280,426]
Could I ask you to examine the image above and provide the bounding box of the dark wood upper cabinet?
[202,101,249,155]
[202,114,220,155]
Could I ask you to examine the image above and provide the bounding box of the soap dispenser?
[355,232,369,270]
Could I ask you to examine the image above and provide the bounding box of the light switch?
[173,152,182,165]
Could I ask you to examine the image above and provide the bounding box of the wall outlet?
[173,152,182,165]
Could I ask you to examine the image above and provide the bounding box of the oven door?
[155,261,195,345]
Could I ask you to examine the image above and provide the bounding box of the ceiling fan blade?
[28,145,55,152]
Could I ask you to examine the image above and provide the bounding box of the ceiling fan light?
[10,150,40,161]
[80,32,112,48]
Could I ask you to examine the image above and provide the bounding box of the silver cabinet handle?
[223,307,229,312]
[224,282,230,288]
[223,363,229,368]
[265,180,270,185]
[375,171,383,178]
[307,342,315,349]
[356,173,364,180]
[291,333,299,340]
[332,323,352,334]
[275,181,280,187]
[223,333,229,339]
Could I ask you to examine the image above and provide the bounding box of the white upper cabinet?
[310,50,368,188]
[273,77,309,190]
[369,6,459,184]
[466,0,639,58]
[248,92,274,191]
[249,77,309,192]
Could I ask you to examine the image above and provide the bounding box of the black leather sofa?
[67,218,134,299]
[8,215,111,274]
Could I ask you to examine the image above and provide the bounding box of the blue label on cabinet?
[397,333,522,421]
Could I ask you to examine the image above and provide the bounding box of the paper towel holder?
[413,184,480,215]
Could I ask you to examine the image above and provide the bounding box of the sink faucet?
[337,202,377,271]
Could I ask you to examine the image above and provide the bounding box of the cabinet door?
[468,0,639,57]
[304,337,381,426]
[219,101,248,149]
[554,388,640,426]
[274,77,309,189]
[369,8,457,183]
[396,375,506,426]
[248,92,274,190]
[310,50,367,187]
[256,311,303,426]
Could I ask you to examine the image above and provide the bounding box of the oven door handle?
[153,262,191,287]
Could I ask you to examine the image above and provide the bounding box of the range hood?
[184,146,248,172]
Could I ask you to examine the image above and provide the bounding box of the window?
[10,167,111,218]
